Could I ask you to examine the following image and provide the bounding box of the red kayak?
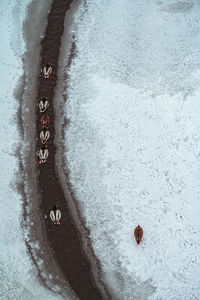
[134,225,143,244]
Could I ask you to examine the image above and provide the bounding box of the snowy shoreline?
[22,0,104,299]
[53,1,110,298]
[18,0,80,299]
[62,0,200,299]
[0,0,71,299]
[2,0,200,299]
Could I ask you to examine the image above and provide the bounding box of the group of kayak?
[38,64,61,225]
[38,64,52,164]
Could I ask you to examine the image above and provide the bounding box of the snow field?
[0,1,31,298]
[0,0,65,299]
[64,0,200,299]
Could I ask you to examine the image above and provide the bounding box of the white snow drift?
[64,0,200,299]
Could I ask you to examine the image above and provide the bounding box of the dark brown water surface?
[36,1,102,299]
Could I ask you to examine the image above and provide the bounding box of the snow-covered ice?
[64,0,200,299]
[0,1,64,299]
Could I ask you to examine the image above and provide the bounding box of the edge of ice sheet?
[18,0,78,299]
[61,0,200,299]
[0,0,73,299]
[53,1,111,298]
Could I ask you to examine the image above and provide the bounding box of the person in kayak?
[50,205,61,225]
[38,145,49,164]
[40,128,50,144]
[38,97,49,113]
[41,63,53,79]
[134,225,143,245]
[40,112,50,128]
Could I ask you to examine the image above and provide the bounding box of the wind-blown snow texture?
[65,0,200,299]
[0,1,64,299]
